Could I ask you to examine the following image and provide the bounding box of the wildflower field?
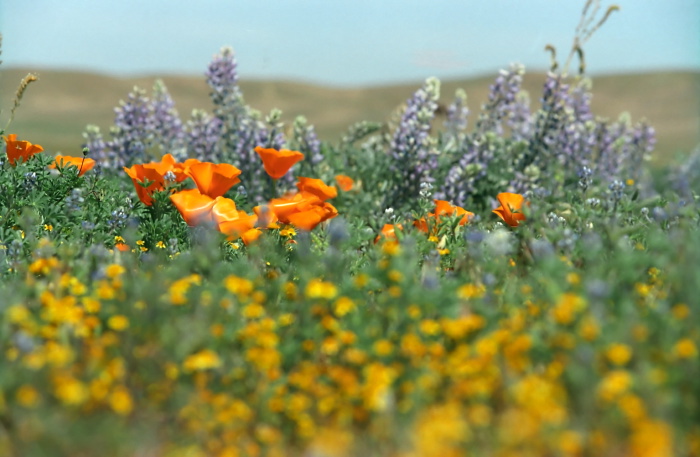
[1,8,700,457]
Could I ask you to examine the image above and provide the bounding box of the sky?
[1,0,699,87]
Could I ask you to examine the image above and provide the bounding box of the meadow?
[1,11,700,457]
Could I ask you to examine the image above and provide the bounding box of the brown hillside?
[0,68,697,164]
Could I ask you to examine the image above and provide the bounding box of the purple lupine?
[443,88,469,144]
[387,77,440,208]
[82,125,108,170]
[151,79,185,159]
[206,46,241,111]
[436,137,497,207]
[105,87,154,167]
[476,64,526,136]
[185,109,223,161]
[292,115,323,170]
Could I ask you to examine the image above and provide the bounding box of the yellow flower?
[333,297,355,317]
[224,275,253,297]
[550,293,586,325]
[419,319,441,336]
[305,278,338,300]
[107,315,129,331]
[598,370,632,402]
[457,283,485,300]
[373,339,394,357]
[243,303,265,319]
[671,303,690,320]
[673,338,697,359]
[109,385,134,416]
[53,375,89,406]
[183,349,222,372]
[16,385,40,408]
[606,343,633,366]
[105,263,126,278]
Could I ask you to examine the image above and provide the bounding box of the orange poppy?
[414,200,474,234]
[169,189,216,226]
[187,162,242,198]
[124,154,189,206]
[211,197,258,238]
[335,174,354,192]
[493,192,527,227]
[4,134,44,165]
[115,242,131,252]
[240,228,263,245]
[433,200,474,226]
[124,164,167,206]
[262,191,337,231]
[49,155,96,176]
[287,202,338,231]
[296,177,337,201]
[254,146,304,179]
[375,223,403,243]
[252,204,280,229]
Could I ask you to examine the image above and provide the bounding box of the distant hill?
[1,68,698,164]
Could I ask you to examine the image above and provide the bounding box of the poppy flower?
[262,191,337,231]
[374,223,403,243]
[433,200,474,226]
[169,189,216,226]
[335,174,354,192]
[240,228,263,245]
[124,154,189,206]
[187,162,242,198]
[414,200,473,234]
[287,202,338,231]
[296,177,337,201]
[254,146,304,179]
[49,155,96,176]
[493,192,527,227]
[4,134,44,165]
[211,197,258,237]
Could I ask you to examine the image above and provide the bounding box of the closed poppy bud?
[187,162,242,198]
[296,177,337,201]
[169,189,216,226]
[4,134,44,165]
[254,146,304,180]
[493,192,527,227]
[49,155,96,176]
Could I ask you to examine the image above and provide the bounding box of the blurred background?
[1,0,698,161]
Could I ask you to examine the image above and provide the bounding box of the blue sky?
[2,0,698,86]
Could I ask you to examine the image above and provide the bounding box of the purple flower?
[387,77,440,208]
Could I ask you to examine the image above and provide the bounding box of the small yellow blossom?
[457,283,485,300]
[155,240,166,249]
[107,315,129,331]
[183,349,222,372]
[673,338,698,359]
[109,385,134,415]
[16,385,40,408]
[373,339,394,357]
[671,303,690,320]
[305,278,338,300]
[606,343,633,366]
[334,297,356,317]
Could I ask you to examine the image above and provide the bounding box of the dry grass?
[0,67,697,164]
